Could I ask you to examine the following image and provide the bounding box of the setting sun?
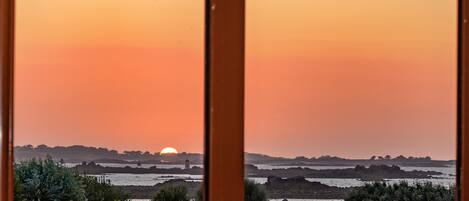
[160,147,178,155]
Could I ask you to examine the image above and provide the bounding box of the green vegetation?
[244,179,267,201]
[195,179,266,201]
[15,157,453,201]
[14,158,86,201]
[345,182,454,201]
[14,157,129,201]
[80,176,130,201]
[152,185,189,201]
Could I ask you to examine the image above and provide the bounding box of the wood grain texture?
[460,0,469,200]
[206,0,245,201]
[0,0,14,200]
[3,1,466,201]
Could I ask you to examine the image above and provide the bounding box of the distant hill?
[14,145,455,167]
[14,144,203,164]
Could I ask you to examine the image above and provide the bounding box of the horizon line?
[14,143,456,161]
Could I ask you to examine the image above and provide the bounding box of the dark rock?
[264,176,351,199]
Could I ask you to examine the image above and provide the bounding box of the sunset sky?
[16,0,457,159]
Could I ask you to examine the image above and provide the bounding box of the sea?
[68,163,456,188]
[66,163,455,201]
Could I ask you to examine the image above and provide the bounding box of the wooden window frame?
[0,0,467,200]
[205,0,245,201]
[459,0,469,200]
[0,0,14,199]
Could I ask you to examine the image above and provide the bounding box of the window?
[14,0,205,200]
[245,1,458,200]
[1,0,468,201]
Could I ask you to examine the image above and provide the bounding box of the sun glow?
[160,147,178,155]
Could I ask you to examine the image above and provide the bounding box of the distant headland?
[14,144,455,167]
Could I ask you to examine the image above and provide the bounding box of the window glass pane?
[15,0,204,200]
[246,1,457,200]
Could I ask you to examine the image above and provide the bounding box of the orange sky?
[15,0,457,159]
[15,0,205,153]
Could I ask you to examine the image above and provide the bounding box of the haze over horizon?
[15,0,457,160]
[14,143,455,161]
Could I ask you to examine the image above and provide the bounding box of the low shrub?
[195,179,267,201]
[14,157,129,201]
[14,157,86,201]
[153,185,189,201]
[80,175,130,201]
[345,181,454,201]
[245,179,267,201]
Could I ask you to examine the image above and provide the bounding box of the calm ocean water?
[71,163,456,188]
[76,163,452,201]
[96,173,454,188]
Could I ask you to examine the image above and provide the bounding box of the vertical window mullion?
[2,0,468,200]
[206,0,245,200]
[0,0,14,200]
[459,0,469,200]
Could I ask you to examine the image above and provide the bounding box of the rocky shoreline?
[262,176,353,199]
[118,180,201,199]
[74,162,442,180]
[72,163,449,199]
[74,161,204,175]
[117,177,354,200]
[246,164,442,180]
